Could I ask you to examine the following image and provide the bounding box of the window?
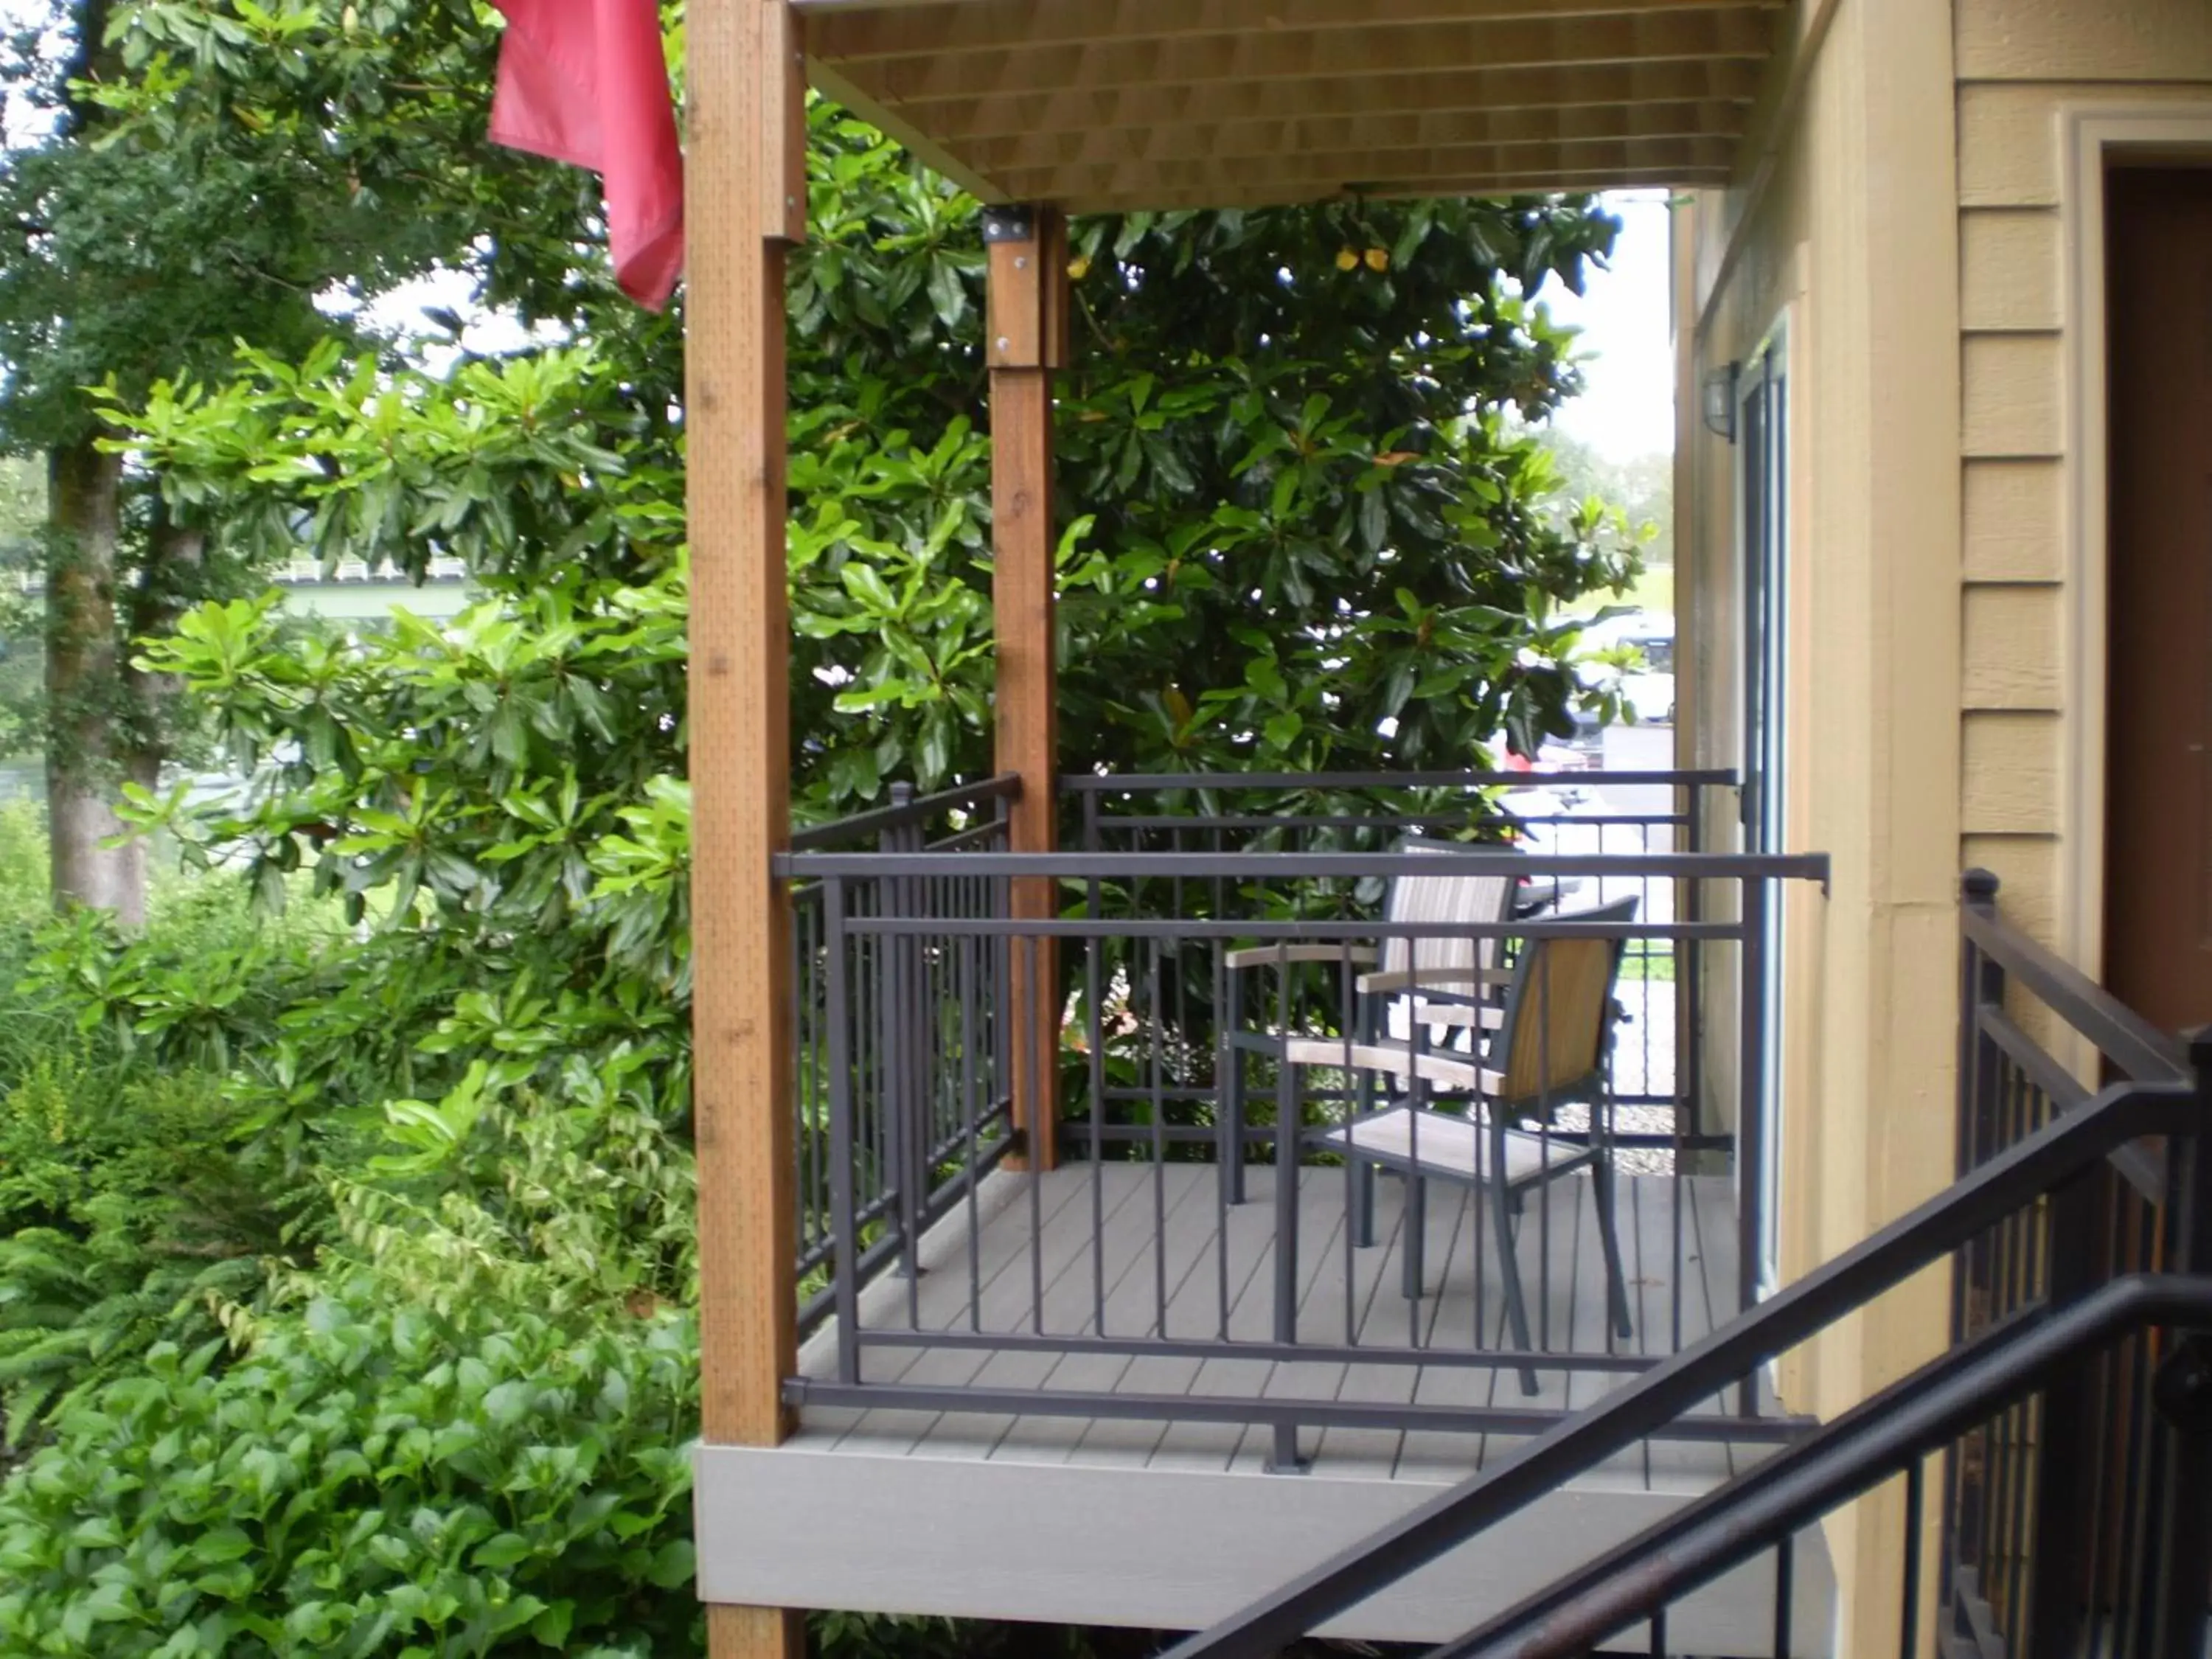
[1738,334,1788,1293]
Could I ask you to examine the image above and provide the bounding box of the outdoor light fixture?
[1703,362,1741,442]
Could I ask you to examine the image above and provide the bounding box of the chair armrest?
[1399,1002,1506,1030]
[1223,944,1380,972]
[1279,1038,1488,1091]
[1356,965,1515,995]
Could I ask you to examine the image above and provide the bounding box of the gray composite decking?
[799,1161,1753,1486]
[699,1161,1834,1652]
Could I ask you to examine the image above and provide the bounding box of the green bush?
[0,1048,288,1447]
[0,1275,700,1658]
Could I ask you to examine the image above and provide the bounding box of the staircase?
[1164,872,2212,1659]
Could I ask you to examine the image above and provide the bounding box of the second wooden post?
[987,204,1068,1172]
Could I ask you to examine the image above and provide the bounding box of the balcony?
[695,770,1835,1649]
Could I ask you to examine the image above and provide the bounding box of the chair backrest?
[1378,838,1518,1051]
[1492,894,1640,1109]
[1379,838,1517,981]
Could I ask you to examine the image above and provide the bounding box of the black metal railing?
[778,802,1827,1459]
[789,773,1020,1333]
[1066,769,1735,1127]
[1949,869,2211,1658]
[1156,869,2212,1659]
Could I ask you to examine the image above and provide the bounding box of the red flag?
[489,0,684,310]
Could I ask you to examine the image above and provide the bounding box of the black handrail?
[1060,768,1740,791]
[1961,869,2185,1084]
[779,849,1829,882]
[1438,1274,2212,1657]
[1158,1077,2199,1659]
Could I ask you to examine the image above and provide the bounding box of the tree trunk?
[44,436,139,924]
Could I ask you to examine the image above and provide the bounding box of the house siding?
[1678,2,1964,1649]
[1953,1,2212,950]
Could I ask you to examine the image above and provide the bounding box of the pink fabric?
[490,0,684,310]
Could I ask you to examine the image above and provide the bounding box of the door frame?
[2059,108,2212,1004]
[1735,318,1791,1299]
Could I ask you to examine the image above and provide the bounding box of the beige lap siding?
[1954,0,2212,955]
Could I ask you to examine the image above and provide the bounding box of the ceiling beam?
[854,11,1778,105]
[1060,165,1728,213]
[958,99,1747,172]
[804,0,1781,62]
[994,135,1739,200]
[858,58,1767,142]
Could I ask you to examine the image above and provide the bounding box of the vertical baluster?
[1214,939,1232,1340]
[1087,852,1107,1332]
[961,900,982,1332]
[1537,937,1554,1362]
[1272,935,1304,1473]
[1773,1532,1794,1658]
[1151,937,1169,1338]
[1023,933,1047,1338]
[1683,779,1704,1147]
[1340,943,1360,1349]
[1738,874,1769,1419]
[1901,1457,1924,1659]
[824,877,860,1385]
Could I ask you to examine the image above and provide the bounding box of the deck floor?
[797,1159,1761,1492]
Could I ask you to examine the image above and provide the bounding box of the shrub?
[0,1048,290,1447]
[0,1274,700,1658]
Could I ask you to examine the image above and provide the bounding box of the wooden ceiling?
[795,0,1781,212]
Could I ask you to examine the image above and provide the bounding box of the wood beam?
[1060,166,1731,214]
[860,60,1766,144]
[855,12,1778,106]
[959,100,1748,173]
[989,135,1740,201]
[689,0,806,1655]
[806,0,1784,62]
[986,206,1067,1173]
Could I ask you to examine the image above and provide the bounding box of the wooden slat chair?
[1295,894,1641,1395]
[1217,839,1520,1209]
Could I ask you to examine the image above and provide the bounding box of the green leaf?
[644,1538,696,1590]
[473,1532,534,1569]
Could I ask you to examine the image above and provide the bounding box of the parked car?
[1568,611,1676,742]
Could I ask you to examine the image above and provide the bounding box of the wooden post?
[689,2,807,1657]
[987,204,1068,1172]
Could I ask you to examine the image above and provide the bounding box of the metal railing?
[1948,869,2211,1658]
[1066,769,1735,1130]
[1158,869,2212,1659]
[778,792,1827,1457]
[789,773,1021,1334]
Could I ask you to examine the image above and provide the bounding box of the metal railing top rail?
[1962,867,2185,1084]
[777,849,1831,883]
[1158,1074,2202,1659]
[1440,1273,2212,1659]
[787,773,1021,852]
[1061,767,1741,793]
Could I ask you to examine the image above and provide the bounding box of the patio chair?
[1217,838,1520,1207]
[1292,894,1642,1395]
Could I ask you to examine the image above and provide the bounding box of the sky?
[1534,189,1676,463]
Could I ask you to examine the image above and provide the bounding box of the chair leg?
[1491,1168,1539,1395]
[1401,1175,1426,1299]
[1352,1158,1377,1249]
[1591,1160,1635,1340]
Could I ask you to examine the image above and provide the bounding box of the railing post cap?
[2183,1025,2212,1077]
[888,782,914,806]
[1963,868,2001,903]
